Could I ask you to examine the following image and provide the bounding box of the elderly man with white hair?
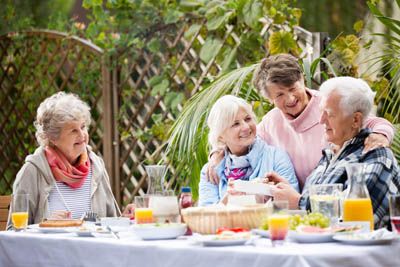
[269,76,400,229]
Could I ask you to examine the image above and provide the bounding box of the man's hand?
[363,133,389,153]
[263,172,289,185]
[206,150,224,185]
[270,183,301,209]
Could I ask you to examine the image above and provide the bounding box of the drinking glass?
[134,195,153,224]
[149,194,180,223]
[309,184,343,225]
[389,194,400,234]
[268,200,289,246]
[11,193,29,231]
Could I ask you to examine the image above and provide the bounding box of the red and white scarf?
[45,146,90,189]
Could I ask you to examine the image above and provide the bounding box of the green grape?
[289,214,301,230]
[290,212,330,229]
[260,218,269,230]
[260,212,330,231]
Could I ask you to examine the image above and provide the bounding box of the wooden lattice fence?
[0,30,110,194]
[0,22,327,207]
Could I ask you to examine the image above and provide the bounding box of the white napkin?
[233,180,272,196]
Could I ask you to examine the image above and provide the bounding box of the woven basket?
[181,204,269,234]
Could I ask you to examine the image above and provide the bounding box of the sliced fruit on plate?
[295,225,332,234]
[331,224,363,233]
[216,227,249,234]
[215,228,251,240]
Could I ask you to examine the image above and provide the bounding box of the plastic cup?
[268,200,289,246]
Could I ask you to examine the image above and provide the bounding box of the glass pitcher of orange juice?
[343,163,374,231]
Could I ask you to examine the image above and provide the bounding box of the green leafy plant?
[366,0,400,159]
[367,1,400,123]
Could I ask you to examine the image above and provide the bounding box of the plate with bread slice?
[28,219,83,233]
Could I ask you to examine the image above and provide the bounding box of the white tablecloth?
[0,231,399,267]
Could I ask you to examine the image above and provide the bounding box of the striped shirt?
[299,129,400,229]
[48,167,92,219]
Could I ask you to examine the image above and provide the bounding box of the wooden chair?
[0,195,11,230]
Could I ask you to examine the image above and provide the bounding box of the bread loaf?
[39,219,83,228]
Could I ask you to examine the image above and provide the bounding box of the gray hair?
[34,92,91,146]
[319,77,376,119]
[207,95,256,150]
[252,54,303,98]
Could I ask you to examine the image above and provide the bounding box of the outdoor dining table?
[0,230,399,267]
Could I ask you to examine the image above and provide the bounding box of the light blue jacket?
[198,137,299,206]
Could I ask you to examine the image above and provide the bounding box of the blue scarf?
[223,145,253,181]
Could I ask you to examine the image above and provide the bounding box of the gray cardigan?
[10,146,117,226]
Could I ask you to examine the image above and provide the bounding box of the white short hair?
[34,92,91,146]
[319,76,376,118]
[207,95,256,149]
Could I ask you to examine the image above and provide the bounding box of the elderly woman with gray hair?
[198,95,299,206]
[268,77,400,229]
[11,92,121,224]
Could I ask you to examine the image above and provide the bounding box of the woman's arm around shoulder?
[364,116,394,143]
[198,164,221,206]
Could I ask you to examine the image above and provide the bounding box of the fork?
[82,211,98,222]
[107,226,120,239]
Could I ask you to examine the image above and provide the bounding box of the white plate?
[251,229,270,238]
[100,217,130,228]
[28,224,79,233]
[289,231,334,243]
[196,235,250,247]
[332,234,394,245]
[131,223,187,240]
[75,230,94,237]
[73,224,101,237]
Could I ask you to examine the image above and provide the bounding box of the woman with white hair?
[11,92,120,224]
[198,95,299,206]
[268,77,400,229]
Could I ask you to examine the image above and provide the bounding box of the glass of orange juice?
[11,193,29,231]
[134,195,153,224]
[268,200,289,246]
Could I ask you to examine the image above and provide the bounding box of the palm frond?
[368,2,400,36]
[364,4,400,125]
[167,63,261,160]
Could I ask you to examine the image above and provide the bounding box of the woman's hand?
[220,178,245,204]
[363,133,389,153]
[262,172,290,185]
[49,210,71,219]
[122,204,135,218]
[206,150,224,185]
[270,183,301,209]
